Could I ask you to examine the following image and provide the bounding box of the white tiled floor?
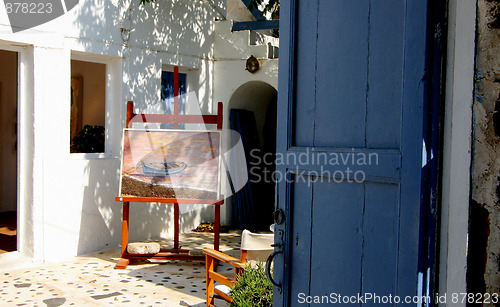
[0,232,240,307]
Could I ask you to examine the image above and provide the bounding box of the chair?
[203,230,274,307]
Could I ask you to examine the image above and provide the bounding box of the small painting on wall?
[119,129,221,200]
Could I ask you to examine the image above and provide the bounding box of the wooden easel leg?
[174,203,179,249]
[121,202,130,255]
[212,205,221,273]
[117,202,130,269]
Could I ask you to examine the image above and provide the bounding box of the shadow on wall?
[73,0,222,112]
[73,0,225,252]
[77,160,121,254]
[77,156,217,254]
[72,0,222,52]
[129,204,215,243]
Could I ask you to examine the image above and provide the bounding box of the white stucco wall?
[0,0,230,262]
[213,34,279,224]
[227,0,255,21]
[0,0,279,263]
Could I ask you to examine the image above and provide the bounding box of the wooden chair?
[203,230,274,307]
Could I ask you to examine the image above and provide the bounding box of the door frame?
[438,0,476,300]
[272,0,297,304]
[0,40,35,260]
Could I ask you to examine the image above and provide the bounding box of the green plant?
[139,0,279,20]
[230,262,273,307]
[71,125,105,153]
[248,0,279,19]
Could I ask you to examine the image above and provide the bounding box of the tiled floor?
[0,232,240,306]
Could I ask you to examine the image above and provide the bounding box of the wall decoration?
[245,55,261,73]
[119,129,221,200]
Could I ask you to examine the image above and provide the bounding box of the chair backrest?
[240,230,274,263]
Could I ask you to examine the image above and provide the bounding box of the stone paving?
[0,232,240,307]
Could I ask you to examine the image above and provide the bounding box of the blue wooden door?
[272,0,442,305]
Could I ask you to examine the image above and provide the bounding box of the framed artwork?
[119,129,221,200]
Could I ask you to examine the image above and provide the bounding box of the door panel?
[292,0,318,147]
[362,182,400,295]
[309,181,364,297]
[366,1,405,149]
[289,179,312,299]
[306,181,401,298]
[314,0,368,148]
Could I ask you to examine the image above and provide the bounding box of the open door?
[271,0,444,305]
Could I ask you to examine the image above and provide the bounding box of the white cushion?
[240,230,274,251]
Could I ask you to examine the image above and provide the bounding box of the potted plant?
[71,125,105,153]
[230,262,273,307]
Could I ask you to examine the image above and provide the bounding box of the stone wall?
[470,0,500,296]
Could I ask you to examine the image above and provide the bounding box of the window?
[70,60,106,153]
[161,70,186,129]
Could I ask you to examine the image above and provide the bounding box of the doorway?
[228,81,277,230]
[0,49,18,254]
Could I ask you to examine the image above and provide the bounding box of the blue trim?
[232,20,279,31]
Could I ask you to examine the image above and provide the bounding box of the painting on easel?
[119,129,221,200]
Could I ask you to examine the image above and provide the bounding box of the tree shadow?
[70,0,224,111]
[77,160,121,254]
[73,0,226,255]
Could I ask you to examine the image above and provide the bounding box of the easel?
[115,100,224,269]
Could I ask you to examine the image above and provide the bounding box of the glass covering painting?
[119,129,220,200]
[161,71,186,129]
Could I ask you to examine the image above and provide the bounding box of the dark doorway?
[228,82,278,230]
[0,49,18,254]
